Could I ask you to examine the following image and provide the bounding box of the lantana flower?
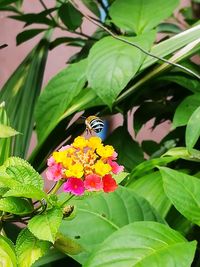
[46,136,124,196]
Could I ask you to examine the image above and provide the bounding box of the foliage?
[1,0,200,266]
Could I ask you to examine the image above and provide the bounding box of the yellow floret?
[65,163,84,178]
[73,136,88,149]
[94,160,111,176]
[96,145,114,158]
[88,136,102,150]
[53,151,67,163]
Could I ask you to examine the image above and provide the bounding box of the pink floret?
[108,159,124,174]
[84,174,103,191]
[63,177,85,195]
[46,163,63,181]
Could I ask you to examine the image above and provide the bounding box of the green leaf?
[159,75,200,93]
[0,175,20,188]
[105,126,144,171]
[0,36,49,158]
[0,235,17,267]
[163,147,200,162]
[6,162,44,190]
[0,103,11,165]
[127,171,171,217]
[0,124,20,138]
[157,22,182,33]
[186,106,200,150]
[85,221,196,267]
[128,156,178,181]
[35,59,87,142]
[28,207,63,243]
[58,3,83,30]
[16,29,46,46]
[173,94,200,127]
[109,0,179,34]
[16,228,50,267]
[3,184,47,200]
[0,197,33,215]
[10,9,57,27]
[160,167,200,225]
[0,0,18,6]
[82,0,100,16]
[54,232,83,255]
[141,24,200,70]
[87,32,155,107]
[60,186,164,264]
[32,249,66,267]
[50,37,85,49]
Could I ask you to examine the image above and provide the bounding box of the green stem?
[49,180,65,195]
[59,194,74,207]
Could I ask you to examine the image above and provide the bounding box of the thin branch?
[69,0,200,80]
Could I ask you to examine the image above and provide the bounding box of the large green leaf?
[0,36,49,158]
[160,167,200,226]
[0,102,11,164]
[16,228,50,267]
[105,126,144,171]
[0,235,17,267]
[186,106,200,150]
[60,186,164,264]
[87,32,155,107]
[127,171,171,217]
[0,197,33,215]
[85,221,196,267]
[28,207,63,243]
[35,59,87,142]
[173,94,200,127]
[109,0,179,34]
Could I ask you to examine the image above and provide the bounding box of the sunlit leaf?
[16,228,50,267]
[85,222,196,267]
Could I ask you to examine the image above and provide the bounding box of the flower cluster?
[46,136,124,196]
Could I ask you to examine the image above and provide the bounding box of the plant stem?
[49,180,65,195]
[69,0,200,80]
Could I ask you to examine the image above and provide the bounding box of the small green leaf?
[163,147,200,162]
[0,197,33,215]
[3,184,47,200]
[16,29,46,45]
[58,3,83,30]
[0,0,18,6]
[85,222,196,267]
[28,207,63,243]
[0,103,11,164]
[49,37,85,49]
[173,94,200,127]
[82,0,100,16]
[109,0,179,34]
[16,228,50,267]
[128,156,178,181]
[186,106,200,150]
[160,167,200,226]
[157,23,182,33]
[87,32,155,107]
[5,161,44,190]
[0,124,20,138]
[0,235,17,267]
